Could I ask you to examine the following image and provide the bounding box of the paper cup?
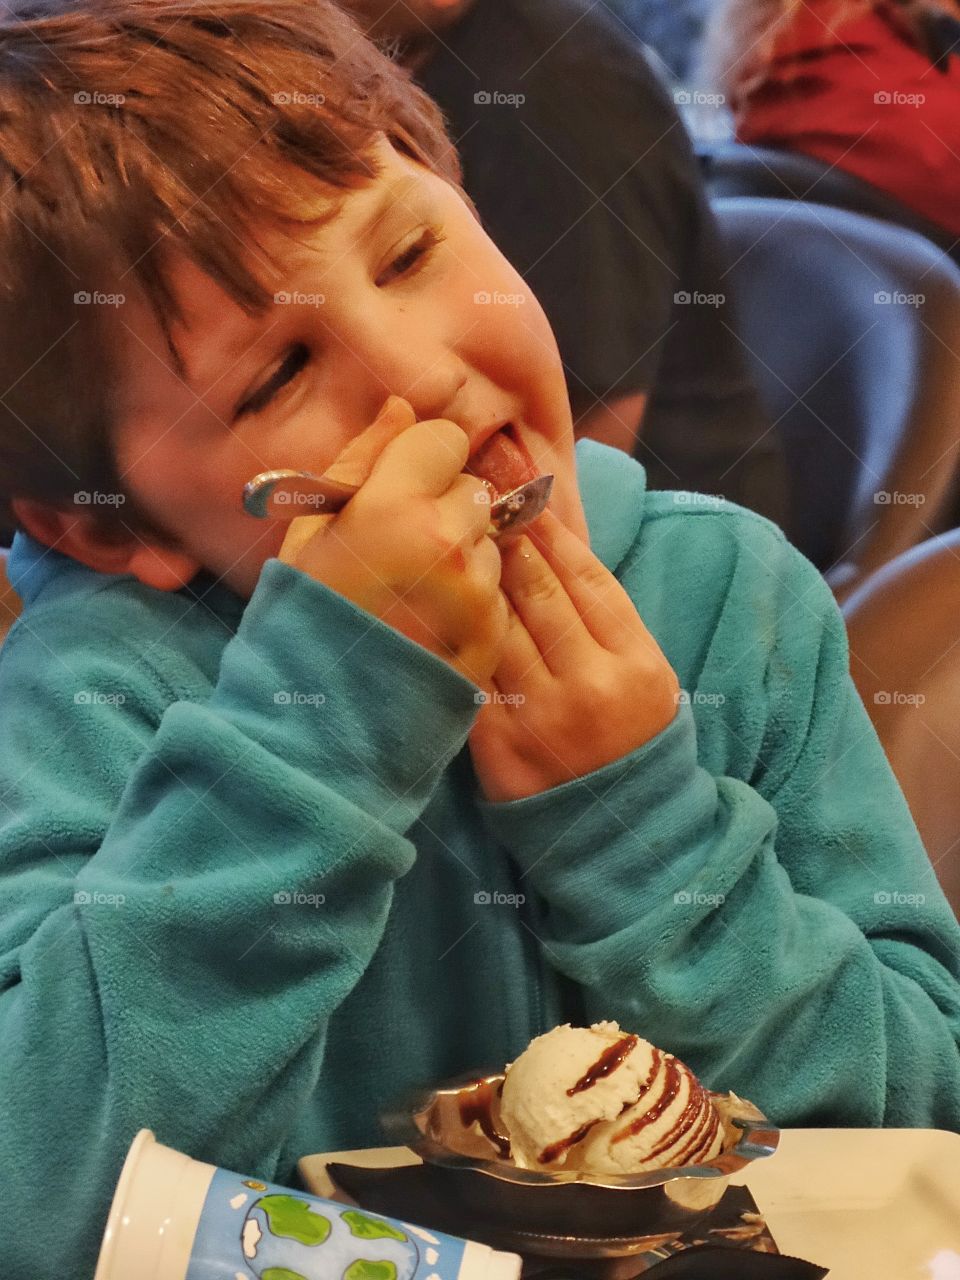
[95,1129,521,1280]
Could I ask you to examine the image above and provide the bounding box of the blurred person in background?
[345,0,788,523]
[704,0,960,239]
[606,0,718,83]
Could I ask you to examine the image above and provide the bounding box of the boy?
[0,2,957,1276]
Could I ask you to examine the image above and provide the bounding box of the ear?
[11,498,202,592]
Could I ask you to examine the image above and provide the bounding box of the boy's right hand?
[277,396,508,687]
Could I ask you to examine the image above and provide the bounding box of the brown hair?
[0,0,462,539]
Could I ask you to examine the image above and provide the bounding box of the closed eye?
[234,225,446,420]
[375,225,446,287]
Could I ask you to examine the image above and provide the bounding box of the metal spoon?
[242,469,553,538]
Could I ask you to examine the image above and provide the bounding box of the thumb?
[278,396,417,563]
[322,395,418,486]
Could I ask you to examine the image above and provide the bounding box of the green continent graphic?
[261,1270,309,1280]
[341,1211,408,1242]
[344,1260,399,1280]
[259,1195,332,1246]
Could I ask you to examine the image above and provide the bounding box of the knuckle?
[514,567,562,606]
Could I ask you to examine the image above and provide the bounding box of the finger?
[526,508,650,654]
[364,417,471,502]
[278,513,328,562]
[499,533,591,675]
[438,473,503,544]
[490,594,551,690]
[322,395,418,486]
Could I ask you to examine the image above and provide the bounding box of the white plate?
[299,1130,960,1279]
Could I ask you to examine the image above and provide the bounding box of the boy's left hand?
[468,509,680,804]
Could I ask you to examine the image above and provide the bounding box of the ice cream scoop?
[242,469,553,538]
[499,1022,724,1176]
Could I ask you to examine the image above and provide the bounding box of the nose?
[330,306,470,426]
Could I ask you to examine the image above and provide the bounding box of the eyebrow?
[178,171,428,396]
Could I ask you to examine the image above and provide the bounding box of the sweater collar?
[575,438,647,574]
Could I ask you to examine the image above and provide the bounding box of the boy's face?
[112,138,587,599]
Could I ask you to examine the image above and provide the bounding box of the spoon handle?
[242,470,553,537]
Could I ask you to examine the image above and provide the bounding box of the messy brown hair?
[0,0,462,540]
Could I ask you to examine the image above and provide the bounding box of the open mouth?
[463,423,541,501]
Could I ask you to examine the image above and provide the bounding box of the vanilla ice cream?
[499,1022,725,1176]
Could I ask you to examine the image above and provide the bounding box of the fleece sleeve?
[477,541,960,1130]
[0,558,480,1278]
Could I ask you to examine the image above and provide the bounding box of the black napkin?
[325,1163,829,1280]
[531,1248,827,1279]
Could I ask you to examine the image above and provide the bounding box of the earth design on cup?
[241,1197,421,1280]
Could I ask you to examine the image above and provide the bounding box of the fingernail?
[374,394,412,424]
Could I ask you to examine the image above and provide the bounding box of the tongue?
[466,429,540,498]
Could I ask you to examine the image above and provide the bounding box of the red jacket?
[733,1,960,237]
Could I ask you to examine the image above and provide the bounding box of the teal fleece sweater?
[1,442,959,1277]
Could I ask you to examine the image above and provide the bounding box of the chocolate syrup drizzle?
[458,1079,511,1158]
[566,1033,639,1095]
